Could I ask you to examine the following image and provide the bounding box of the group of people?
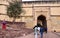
[33,23,47,38]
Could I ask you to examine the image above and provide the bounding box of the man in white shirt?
[33,26,38,38]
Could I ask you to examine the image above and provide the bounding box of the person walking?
[2,19,7,38]
[33,25,38,38]
[33,23,41,38]
[2,19,7,30]
[40,26,44,38]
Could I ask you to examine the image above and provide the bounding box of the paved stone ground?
[0,28,60,38]
[0,28,33,38]
[0,21,60,38]
[0,21,33,38]
[0,26,60,38]
[16,32,60,38]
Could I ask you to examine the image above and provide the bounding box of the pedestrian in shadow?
[44,27,47,33]
[40,26,44,38]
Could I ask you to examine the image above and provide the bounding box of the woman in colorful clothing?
[2,20,6,30]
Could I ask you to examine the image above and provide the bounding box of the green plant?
[7,1,23,22]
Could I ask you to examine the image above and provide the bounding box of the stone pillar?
[47,19,52,32]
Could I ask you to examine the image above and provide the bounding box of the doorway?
[37,15,47,32]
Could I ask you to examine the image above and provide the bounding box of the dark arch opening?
[37,15,47,33]
[37,15,46,21]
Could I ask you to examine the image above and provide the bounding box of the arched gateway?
[37,15,47,32]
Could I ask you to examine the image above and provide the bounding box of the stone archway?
[37,15,47,32]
